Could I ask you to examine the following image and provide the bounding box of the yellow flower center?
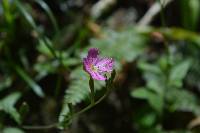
[90,64,98,72]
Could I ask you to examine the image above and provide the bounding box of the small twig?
[138,0,173,26]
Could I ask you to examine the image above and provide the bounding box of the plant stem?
[89,77,95,104]
[21,81,112,130]
[158,0,166,27]
[55,75,62,98]
[74,86,110,117]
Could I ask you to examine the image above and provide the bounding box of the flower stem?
[89,77,95,104]
[74,85,110,118]
[21,71,115,130]
[21,86,110,130]
[157,0,166,27]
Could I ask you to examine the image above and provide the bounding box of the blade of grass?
[2,0,14,29]
[15,0,37,30]
[13,64,45,98]
[0,92,22,124]
[34,0,59,35]
[15,1,61,62]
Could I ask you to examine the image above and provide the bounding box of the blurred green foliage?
[180,0,200,31]
[0,0,200,133]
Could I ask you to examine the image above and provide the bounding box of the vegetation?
[0,0,200,132]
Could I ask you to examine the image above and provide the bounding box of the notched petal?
[96,57,114,72]
[87,48,99,58]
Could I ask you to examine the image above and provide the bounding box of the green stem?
[21,81,112,130]
[158,0,166,27]
[74,87,110,117]
[22,123,58,130]
[89,77,95,104]
[55,75,62,98]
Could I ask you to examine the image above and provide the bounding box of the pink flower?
[83,48,114,80]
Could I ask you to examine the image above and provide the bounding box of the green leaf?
[16,1,58,59]
[34,60,58,80]
[2,0,15,27]
[138,60,165,94]
[15,0,37,30]
[148,94,164,114]
[0,76,12,91]
[59,67,105,124]
[0,92,21,124]
[64,68,104,105]
[166,89,200,115]
[3,127,24,133]
[37,39,54,57]
[58,103,70,129]
[138,61,161,74]
[134,109,157,128]
[62,58,80,67]
[169,59,191,87]
[180,0,200,30]
[34,0,59,34]
[14,65,45,97]
[131,88,163,113]
[131,87,152,99]
[139,113,156,128]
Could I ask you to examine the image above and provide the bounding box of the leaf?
[62,58,80,67]
[15,0,37,30]
[138,61,161,74]
[2,127,24,133]
[169,59,191,87]
[148,93,164,114]
[134,108,157,128]
[34,0,59,34]
[189,0,200,30]
[58,103,70,129]
[14,65,45,97]
[64,67,104,105]
[131,87,152,99]
[139,113,156,128]
[59,67,105,123]
[138,60,165,94]
[180,0,200,30]
[0,92,21,124]
[2,128,24,133]
[166,89,200,115]
[0,76,12,91]
[131,88,163,113]
[15,1,58,59]
[2,0,15,27]
[37,38,54,57]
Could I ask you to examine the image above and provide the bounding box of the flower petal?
[90,71,106,80]
[96,57,114,72]
[87,48,99,58]
[83,58,106,80]
[83,58,90,72]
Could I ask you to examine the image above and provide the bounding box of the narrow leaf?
[14,65,45,97]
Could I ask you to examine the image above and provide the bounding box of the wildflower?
[83,48,114,80]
